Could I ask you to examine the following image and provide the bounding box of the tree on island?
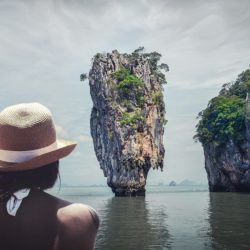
[133,46,145,54]
[158,63,169,72]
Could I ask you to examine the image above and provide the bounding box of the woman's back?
[0,189,99,250]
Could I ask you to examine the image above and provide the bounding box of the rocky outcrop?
[204,138,250,191]
[195,69,250,191]
[88,49,167,196]
[206,94,250,191]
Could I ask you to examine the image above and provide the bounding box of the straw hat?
[0,103,77,172]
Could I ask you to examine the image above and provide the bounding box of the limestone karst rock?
[195,69,250,191]
[88,49,168,196]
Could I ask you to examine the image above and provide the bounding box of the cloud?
[71,151,82,158]
[0,0,249,185]
[78,134,92,142]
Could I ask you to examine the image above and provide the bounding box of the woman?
[0,102,99,250]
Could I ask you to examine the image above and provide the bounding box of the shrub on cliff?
[152,91,164,106]
[194,69,250,148]
[111,67,130,82]
[111,67,145,107]
[120,110,144,127]
[80,73,88,81]
[118,75,144,92]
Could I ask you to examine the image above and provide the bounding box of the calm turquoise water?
[50,186,250,250]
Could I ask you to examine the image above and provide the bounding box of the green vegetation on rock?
[120,99,133,110]
[132,47,169,85]
[117,75,144,93]
[152,91,164,105]
[136,95,145,108]
[220,69,250,98]
[111,67,145,108]
[120,110,144,127]
[153,71,167,85]
[111,67,130,82]
[106,48,168,128]
[194,69,250,148]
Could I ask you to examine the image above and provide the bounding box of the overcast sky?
[0,0,250,186]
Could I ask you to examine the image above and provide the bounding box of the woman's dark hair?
[0,161,59,203]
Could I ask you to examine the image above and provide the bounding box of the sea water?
[50,186,250,250]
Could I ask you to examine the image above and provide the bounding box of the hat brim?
[0,139,77,172]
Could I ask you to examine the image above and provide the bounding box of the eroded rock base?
[113,188,146,197]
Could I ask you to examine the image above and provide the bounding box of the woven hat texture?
[0,103,76,172]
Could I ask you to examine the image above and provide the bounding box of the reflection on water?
[53,186,250,249]
[208,193,250,249]
[96,196,171,250]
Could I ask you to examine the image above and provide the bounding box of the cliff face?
[204,138,250,191]
[195,69,250,191]
[88,49,167,196]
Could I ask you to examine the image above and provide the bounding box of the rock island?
[195,69,250,191]
[88,48,168,196]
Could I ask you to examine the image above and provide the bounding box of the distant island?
[155,180,205,186]
[169,181,176,186]
[86,48,168,196]
[178,179,202,186]
[194,69,250,192]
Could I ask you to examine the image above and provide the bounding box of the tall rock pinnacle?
[88,49,168,196]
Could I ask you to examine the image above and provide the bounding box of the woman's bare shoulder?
[34,189,100,228]
[57,203,99,229]
[54,204,99,250]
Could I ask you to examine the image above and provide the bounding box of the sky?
[0,0,250,186]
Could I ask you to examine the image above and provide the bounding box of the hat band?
[0,141,58,163]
